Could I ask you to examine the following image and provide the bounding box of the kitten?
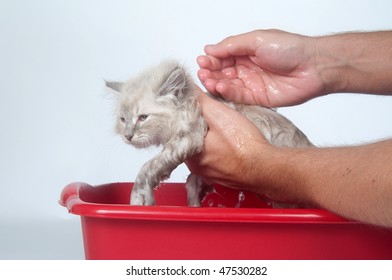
[106,60,313,206]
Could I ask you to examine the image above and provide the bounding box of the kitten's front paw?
[130,186,155,206]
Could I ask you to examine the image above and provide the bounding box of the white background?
[0,0,391,259]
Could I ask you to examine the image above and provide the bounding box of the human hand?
[198,29,325,107]
[185,87,271,192]
[186,86,312,204]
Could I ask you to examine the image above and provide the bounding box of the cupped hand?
[198,29,325,107]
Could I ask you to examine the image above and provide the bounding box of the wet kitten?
[106,60,313,206]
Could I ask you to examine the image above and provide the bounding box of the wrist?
[313,31,392,95]
[312,34,352,94]
[247,145,315,205]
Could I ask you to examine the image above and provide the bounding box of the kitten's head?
[106,60,193,148]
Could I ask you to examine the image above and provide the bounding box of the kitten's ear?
[158,67,189,101]
[105,80,123,94]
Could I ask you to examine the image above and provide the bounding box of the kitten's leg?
[131,156,171,206]
[131,137,203,206]
[130,179,155,206]
[185,173,210,207]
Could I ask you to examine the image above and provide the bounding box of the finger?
[195,91,221,121]
[218,83,267,106]
[216,79,270,107]
[193,89,229,123]
[204,31,259,57]
[216,81,250,104]
[197,55,213,68]
[198,66,237,82]
[197,68,211,82]
[197,55,235,71]
[197,90,267,152]
[197,68,236,94]
[195,91,236,125]
[202,78,220,94]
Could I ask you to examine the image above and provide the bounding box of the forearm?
[254,139,392,227]
[313,31,392,95]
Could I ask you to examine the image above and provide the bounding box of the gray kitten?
[106,60,313,206]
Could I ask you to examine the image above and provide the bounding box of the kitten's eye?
[120,117,126,123]
[138,114,148,122]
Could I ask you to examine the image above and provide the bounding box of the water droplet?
[235,191,245,208]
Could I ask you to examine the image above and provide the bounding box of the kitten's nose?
[125,134,133,142]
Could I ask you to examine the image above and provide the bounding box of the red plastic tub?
[60,182,392,260]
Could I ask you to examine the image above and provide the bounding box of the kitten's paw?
[130,188,155,206]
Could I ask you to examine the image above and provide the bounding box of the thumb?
[196,89,264,145]
[195,89,234,128]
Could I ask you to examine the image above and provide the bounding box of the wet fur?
[107,60,313,206]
